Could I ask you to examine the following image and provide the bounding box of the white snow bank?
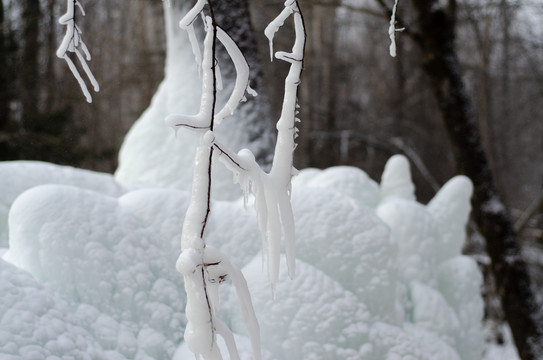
[0,161,125,247]
[292,186,398,323]
[2,155,484,359]
[0,258,106,359]
[4,185,188,358]
[225,255,371,359]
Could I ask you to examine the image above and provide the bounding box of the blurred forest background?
[1,0,542,349]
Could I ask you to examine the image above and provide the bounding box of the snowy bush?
[0,0,484,359]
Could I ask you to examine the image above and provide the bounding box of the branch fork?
[168,1,305,358]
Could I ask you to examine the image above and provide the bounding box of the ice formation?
[0,1,487,359]
[1,155,484,359]
[57,0,99,103]
[114,1,274,198]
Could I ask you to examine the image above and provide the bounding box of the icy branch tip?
[264,0,298,61]
[57,0,99,102]
[179,0,206,29]
[388,0,401,57]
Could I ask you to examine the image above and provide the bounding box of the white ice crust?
[1,154,484,359]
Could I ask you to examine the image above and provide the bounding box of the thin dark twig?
[199,0,218,241]
[213,143,246,171]
[201,265,216,349]
[175,124,210,129]
[200,0,218,352]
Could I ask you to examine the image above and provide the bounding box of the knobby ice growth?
[165,0,305,359]
[57,0,99,103]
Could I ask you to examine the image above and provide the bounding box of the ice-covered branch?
[214,27,256,124]
[168,0,305,358]
[168,1,265,359]
[57,0,99,103]
[265,0,305,284]
[388,0,403,57]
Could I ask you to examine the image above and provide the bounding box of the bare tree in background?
[377,0,543,358]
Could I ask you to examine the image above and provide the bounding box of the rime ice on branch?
[388,0,403,57]
[166,0,305,359]
[57,0,99,103]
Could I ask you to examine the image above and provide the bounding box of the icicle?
[278,194,296,279]
[215,62,223,91]
[263,0,296,61]
[247,85,257,97]
[186,23,202,70]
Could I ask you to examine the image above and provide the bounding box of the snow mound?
[4,185,188,358]
[292,187,397,323]
[1,154,483,359]
[0,161,125,247]
[0,258,106,359]
[226,256,371,359]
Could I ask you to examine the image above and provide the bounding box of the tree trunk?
[21,0,41,128]
[409,0,543,358]
[0,0,9,130]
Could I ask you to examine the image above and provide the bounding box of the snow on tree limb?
[57,0,99,103]
[388,0,404,57]
[167,0,305,358]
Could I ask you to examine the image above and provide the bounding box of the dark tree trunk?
[21,0,42,129]
[0,0,12,130]
[211,0,275,166]
[409,0,543,358]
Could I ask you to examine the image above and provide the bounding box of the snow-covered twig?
[388,0,403,57]
[167,0,305,358]
[57,0,99,103]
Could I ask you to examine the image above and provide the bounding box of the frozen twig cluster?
[166,0,305,358]
[57,0,99,103]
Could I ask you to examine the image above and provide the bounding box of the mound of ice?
[0,153,483,360]
[0,161,125,247]
[2,154,483,359]
[4,186,189,358]
[213,158,483,359]
[0,258,106,359]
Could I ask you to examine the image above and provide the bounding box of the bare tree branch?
[515,190,543,233]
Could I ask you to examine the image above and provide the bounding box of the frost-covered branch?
[167,0,305,358]
[374,0,421,48]
[388,0,403,57]
[263,0,305,283]
[56,0,99,103]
